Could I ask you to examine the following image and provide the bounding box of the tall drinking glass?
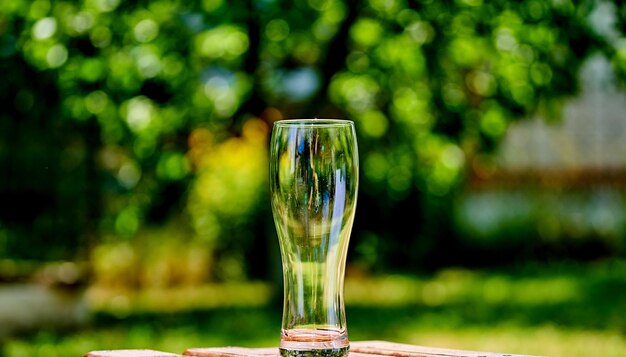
[270,119,358,357]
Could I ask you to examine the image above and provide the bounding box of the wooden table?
[86,340,542,357]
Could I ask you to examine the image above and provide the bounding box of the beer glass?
[269,119,358,357]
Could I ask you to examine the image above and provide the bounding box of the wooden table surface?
[86,340,543,357]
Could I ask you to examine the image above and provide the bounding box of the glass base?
[279,346,349,357]
[280,328,349,357]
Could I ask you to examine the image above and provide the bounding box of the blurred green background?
[1,0,626,356]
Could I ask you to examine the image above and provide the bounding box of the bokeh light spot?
[368,0,401,17]
[346,51,370,73]
[442,83,466,109]
[387,165,412,197]
[117,162,141,189]
[32,17,57,40]
[72,11,95,34]
[197,26,249,60]
[90,26,112,48]
[265,19,290,42]
[495,28,517,52]
[350,18,383,47]
[202,0,224,12]
[80,58,106,82]
[363,152,389,183]
[449,37,482,66]
[441,145,465,170]
[530,62,553,85]
[524,0,546,20]
[85,90,109,114]
[468,71,496,96]
[460,0,482,6]
[480,106,507,138]
[94,0,121,12]
[406,21,435,45]
[360,110,389,138]
[29,0,51,19]
[46,44,68,68]
[134,19,159,43]
[157,152,190,181]
[511,83,534,106]
[124,96,155,133]
[115,207,140,236]
[133,47,162,78]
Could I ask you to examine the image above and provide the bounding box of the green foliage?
[0,0,623,274]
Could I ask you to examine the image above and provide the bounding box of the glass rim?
[273,118,354,127]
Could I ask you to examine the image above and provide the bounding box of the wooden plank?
[87,340,542,357]
[350,341,542,357]
[182,346,376,356]
[183,347,278,356]
[181,341,541,357]
[85,350,182,357]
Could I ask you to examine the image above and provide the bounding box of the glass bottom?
[279,328,349,357]
[279,346,349,357]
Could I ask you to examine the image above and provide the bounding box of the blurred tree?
[0,0,620,281]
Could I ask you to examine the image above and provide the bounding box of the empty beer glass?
[269,119,358,357]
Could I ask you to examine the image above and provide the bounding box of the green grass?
[3,260,626,356]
